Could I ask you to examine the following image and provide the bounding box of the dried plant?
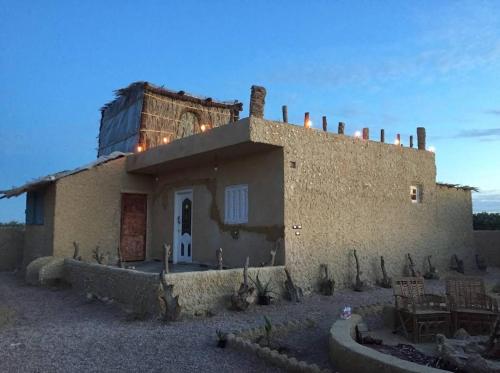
[92,246,105,264]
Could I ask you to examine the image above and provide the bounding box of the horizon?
[1,0,500,222]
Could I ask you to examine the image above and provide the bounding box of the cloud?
[432,128,500,141]
[484,109,500,116]
[473,189,500,212]
[266,2,500,89]
[454,128,500,139]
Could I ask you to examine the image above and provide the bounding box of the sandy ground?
[1,268,499,373]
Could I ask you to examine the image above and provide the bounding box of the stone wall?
[64,259,160,314]
[0,227,24,271]
[250,118,474,291]
[165,265,286,315]
[475,230,500,266]
[63,259,286,316]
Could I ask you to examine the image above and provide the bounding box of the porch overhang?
[126,118,282,174]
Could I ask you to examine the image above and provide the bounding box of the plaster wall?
[63,259,285,316]
[475,230,500,266]
[249,118,474,291]
[52,158,155,260]
[23,185,56,267]
[0,227,24,271]
[150,148,284,268]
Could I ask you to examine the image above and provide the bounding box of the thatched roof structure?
[97,82,243,157]
[437,182,478,192]
[100,81,243,113]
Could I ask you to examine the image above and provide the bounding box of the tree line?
[473,212,500,230]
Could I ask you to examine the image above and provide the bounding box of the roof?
[436,182,478,192]
[0,152,128,199]
[100,81,243,113]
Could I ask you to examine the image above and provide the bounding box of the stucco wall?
[53,158,155,260]
[475,230,500,266]
[165,265,286,314]
[63,259,285,316]
[0,227,25,271]
[23,184,56,267]
[249,118,474,291]
[150,149,285,268]
[64,259,160,314]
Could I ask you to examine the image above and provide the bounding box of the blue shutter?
[26,190,44,225]
[34,191,44,224]
[26,192,35,224]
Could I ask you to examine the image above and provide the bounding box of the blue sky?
[1,0,499,222]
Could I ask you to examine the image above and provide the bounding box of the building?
[0,83,474,290]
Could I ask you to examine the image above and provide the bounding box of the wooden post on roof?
[282,105,288,123]
[304,112,310,128]
[249,85,266,118]
[338,122,345,135]
[322,116,328,132]
[362,128,369,140]
[410,135,414,148]
[397,133,401,146]
[380,129,385,143]
[417,127,426,150]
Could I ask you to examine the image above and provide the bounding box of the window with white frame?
[224,184,248,224]
[410,185,422,203]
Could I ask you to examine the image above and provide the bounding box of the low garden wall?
[64,259,160,314]
[63,259,286,316]
[475,230,500,266]
[0,227,24,271]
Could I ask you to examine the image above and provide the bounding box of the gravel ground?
[1,268,499,373]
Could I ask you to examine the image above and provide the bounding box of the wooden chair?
[394,277,451,343]
[446,277,499,335]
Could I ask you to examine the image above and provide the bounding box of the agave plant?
[216,329,227,348]
[250,273,274,305]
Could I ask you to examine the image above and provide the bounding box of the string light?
[428,146,436,153]
[394,138,400,145]
[305,120,312,129]
[200,124,207,132]
[354,130,362,138]
[162,137,169,144]
[136,145,144,152]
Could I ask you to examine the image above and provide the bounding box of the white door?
[173,189,193,263]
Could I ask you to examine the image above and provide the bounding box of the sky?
[0,0,499,222]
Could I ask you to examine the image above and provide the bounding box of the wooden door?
[120,193,147,261]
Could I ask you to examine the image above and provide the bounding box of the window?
[224,184,248,224]
[26,190,44,225]
[410,185,422,204]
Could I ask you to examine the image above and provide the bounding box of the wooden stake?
[417,127,426,150]
[72,241,82,261]
[397,133,401,146]
[338,122,345,135]
[380,129,385,143]
[282,105,288,123]
[216,247,223,270]
[163,243,171,273]
[304,112,310,128]
[410,135,414,148]
[362,128,369,140]
[322,116,327,132]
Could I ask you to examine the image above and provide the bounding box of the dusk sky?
[1,0,499,222]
